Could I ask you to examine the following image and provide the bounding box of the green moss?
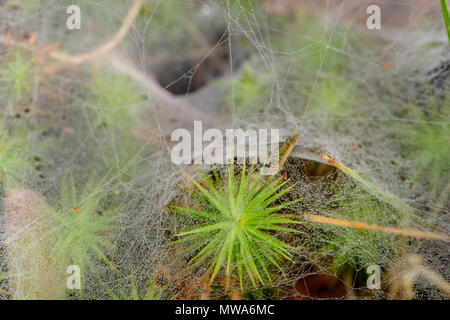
[171,161,302,291]
[108,278,168,300]
[270,13,352,78]
[18,0,41,10]
[402,101,450,196]
[227,63,269,113]
[141,0,195,51]
[318,190,399,272]
[0,123,33,187]
[1,51,33,102]
[308,72,353,121]
[86,71,141,131]
[47,176,117,274]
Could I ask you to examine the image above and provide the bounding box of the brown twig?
[0,0,225,133]
[0,0,143,65]
[304,213,449,241]
[278,134,300,172]
[49,0,144,65]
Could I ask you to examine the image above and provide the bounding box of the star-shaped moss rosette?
[171,160,302,291]
[47,176,117,273]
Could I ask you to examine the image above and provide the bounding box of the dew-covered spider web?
[0,0,448,300]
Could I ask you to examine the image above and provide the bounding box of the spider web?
[0,0,449,300]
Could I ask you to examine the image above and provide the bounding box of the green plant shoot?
[47,176,117,273]
[0,125,32,187]
[171,161,302,291]
[2,51,33,100]
[441,0,450,44]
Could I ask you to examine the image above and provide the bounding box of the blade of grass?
[441,0,450,44]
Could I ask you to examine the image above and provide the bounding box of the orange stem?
[304,213,449,241]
